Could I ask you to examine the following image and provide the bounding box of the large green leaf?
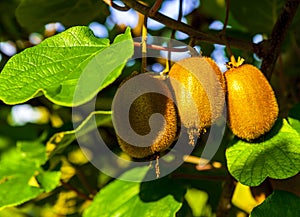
[0,141,61,209]
[226,119,300,186]
[184,188,212,217]
[83,167,184,217]
[46,110,112,158]
[16,0,108,32]
[231,0,285,34]
[36,171,61,193]
[250,190,300,217]
[0,26,133,106]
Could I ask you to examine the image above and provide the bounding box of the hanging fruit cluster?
[113,56,279,159]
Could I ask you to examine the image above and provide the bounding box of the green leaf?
[46,110,112,158]
[0,175,44,210]
[16,0,108,32]
[288,103,300,134]
[0,207,27,217]
[231,0,285,34]
[0,141,46,176]
[0,26,133,106]
[226,119,300,186]
[36,171,61,193]
[83,167,184,217]
[250,190,300,217]
[0,141,60,209]
[184,188,210,217]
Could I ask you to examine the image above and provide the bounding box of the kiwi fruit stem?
[226,56,245,69]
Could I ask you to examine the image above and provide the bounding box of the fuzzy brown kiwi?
[115,73,178,159]
[224,56,279,140]
[168,56,226,144]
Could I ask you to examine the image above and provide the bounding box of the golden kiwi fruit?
[224,56,279,140]
[114,73,178,159]
[168,56,226,144]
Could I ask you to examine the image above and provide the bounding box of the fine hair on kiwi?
[113,72,179,160]
[224,56,279,140]
[168,56,226,144]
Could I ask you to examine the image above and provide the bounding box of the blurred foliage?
[0,0,300,217]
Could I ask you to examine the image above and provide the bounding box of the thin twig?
[220,0,233,57]
[134,42,189,52]
[216,176,236,217]
[260,0,300,80]
[123,0,300,80]
[171,173,228,181]
[121,0,256,53]
[60,180,93,201]
[221,0,230,33]
[149,0,163,16]
[75,168,97,195]
[168,0,183,65]
[155,155,160,178]
[141,16,148,73]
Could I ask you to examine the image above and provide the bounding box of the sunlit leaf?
[0,26,133,106]
[36,171,61,193]
[0,141,60,209]
[184,188,211,217]
[83,167,184,217]
[226,119,300,186]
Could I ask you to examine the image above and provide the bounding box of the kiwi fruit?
[114,73,178,159]
[224,57,279,140]
[168,56,226,144]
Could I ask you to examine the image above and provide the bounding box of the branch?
[149,0,163,16]
[121,0,300,81]
[220,0,233,57]
[216,176,236,217]
[171,173,228,181]
[221,0,230,34]
[260,0,300,80]
[121,0,256,53]
[75,168,97,195]
[133,42,189,52]
[60,180,93,200]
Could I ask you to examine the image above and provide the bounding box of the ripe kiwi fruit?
[224,56,279,140]
[114,73,178,159]
[168,56,226,144]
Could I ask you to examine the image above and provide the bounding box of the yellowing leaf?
[232,182,260,213]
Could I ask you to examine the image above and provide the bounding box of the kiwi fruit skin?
[115,73,177,159]
[224,64,279,140]
[168,56,226,132]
